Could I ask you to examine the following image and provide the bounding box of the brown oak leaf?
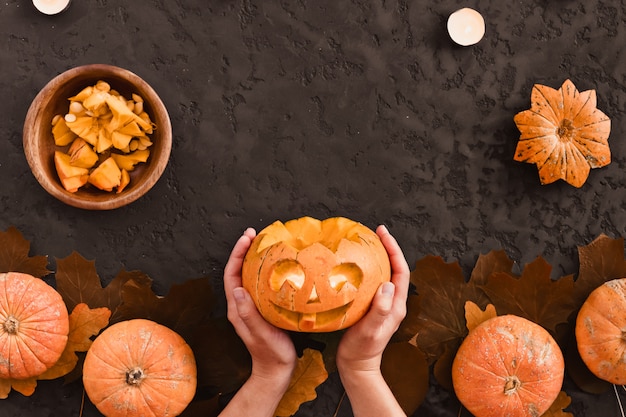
[113,276,215,340]
[275,348,328,417]
[0,226,50,277]
[469,249,516,286]
[55,251,152,316]
[407,255,489,364]
[381,341,430,415]
[188,318,252,398]
[479,256,576,335]
[573,234,626,308]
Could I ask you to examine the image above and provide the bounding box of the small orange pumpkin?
[576,277,626,384]
[242,216,390,332]
[452,315,564,417]
[0,272,69,379]
[83,319,197,417]
[513,79,611,188]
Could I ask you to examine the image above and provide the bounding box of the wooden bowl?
[23,64,172,210]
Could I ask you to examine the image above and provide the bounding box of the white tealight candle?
[32,0,71,15]
[447,8,485,46]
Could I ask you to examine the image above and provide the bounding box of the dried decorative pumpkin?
[242,216,390,332]
[576,277,626,384]
[82,319,197,417]
[452,315,564,417]
[513,79,611,187]
[0,272,69,380]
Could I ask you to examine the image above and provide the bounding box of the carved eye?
[328,263,362,292]
[269,260,305,292]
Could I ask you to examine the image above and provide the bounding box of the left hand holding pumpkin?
[224,227,297,384]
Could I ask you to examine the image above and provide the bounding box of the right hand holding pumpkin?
[336,225,410,375]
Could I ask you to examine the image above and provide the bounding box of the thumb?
[367,282,395,320]
[233,287,259,323]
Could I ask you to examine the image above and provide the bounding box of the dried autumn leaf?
[565,332,610,394]
[0,377,37,399]
[392,293,421,344]
[479,256,576,335]
[381,342,429,415]
[513,79,611,187]
[465,301,497,332]
[541,391,574,417]
[38,303,111,380]
[55,251,152,315]
[190,318,252,397]
[469,249,515,286]
[408,255,488,364]
[0,226,50,277]
[113,276,215,339]
[573,234,626,307]
[432,344,456,390]
[275,348,328,417]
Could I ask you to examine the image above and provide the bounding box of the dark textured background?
[1,0,625,415]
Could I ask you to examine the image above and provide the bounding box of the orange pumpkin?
[83,319,197,417]
[452,315,564,417]
[513,79,611,188]
[0,272,69,379]
[242,216,390,332]
[576,277,626,384]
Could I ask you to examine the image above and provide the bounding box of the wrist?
[336,354,382,374]
[250,362,295,391]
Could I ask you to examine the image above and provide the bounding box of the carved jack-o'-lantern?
[242,216,391,332]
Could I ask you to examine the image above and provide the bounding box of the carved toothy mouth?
[271,301,353,331]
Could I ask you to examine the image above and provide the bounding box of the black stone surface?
[1,0,625,415]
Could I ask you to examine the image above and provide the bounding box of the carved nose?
[307,285,320,304]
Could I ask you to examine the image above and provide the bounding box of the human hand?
[224,228,297,386]
[336,225,410,376]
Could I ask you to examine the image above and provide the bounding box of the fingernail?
[233,287,246,301]
[382,282,395,297]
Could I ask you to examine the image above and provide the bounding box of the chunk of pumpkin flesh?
[110,149,150,172]
[65,116,99,146]
[68,138,98,169]
[54,151,89,192]
[105,95,152,133]
[88,157,121,192]
[117,169,130,194]
[52,118,77,146]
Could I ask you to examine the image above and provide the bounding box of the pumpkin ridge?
[89,333,131,371]
[533,87,561,124]
[570,91,596,123]
[138,339,190,372]
[3,277,35,319]
[528,110,558,129]
[582,300,624,339]
[134,324,159,368]
[9,328,67,365]
[137,381,184,416]
[6,336,46,378]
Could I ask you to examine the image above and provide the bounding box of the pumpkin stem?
[3,316,19,334]
[557,119,575,142]
[503,375,521,395]
[126,367,145,386]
